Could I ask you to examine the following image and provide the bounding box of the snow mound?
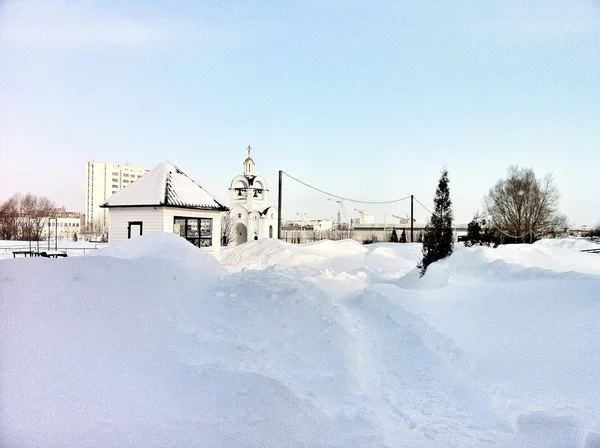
[2,237,600,447]
[400,243,600,290]
[363,243,422,272]
[88,232,225,277]
[221,239,423,275]
[535,237,599,251]
[398,263,452,289]
[221,238,367,271]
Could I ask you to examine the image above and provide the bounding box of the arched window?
[234,180,248,200]
[253,181,264,200]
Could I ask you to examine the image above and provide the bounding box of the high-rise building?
[85,161,149,226]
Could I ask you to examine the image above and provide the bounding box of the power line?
[281,171,412,205]
[494,227,532,239]
[413,196,435,217]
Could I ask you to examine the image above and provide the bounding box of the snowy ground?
[1,234,599,447]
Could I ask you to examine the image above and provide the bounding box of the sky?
[0,0,599,225]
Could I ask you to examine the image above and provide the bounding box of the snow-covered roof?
[101,161,228,211]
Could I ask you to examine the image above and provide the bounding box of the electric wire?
[413,197,436,217]
[281,171,412,205]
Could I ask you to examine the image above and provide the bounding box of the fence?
[0,242,107,257]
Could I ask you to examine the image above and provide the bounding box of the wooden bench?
[12,250,68,258]
[39,251,68,258]
[12,250,38,258]
[581,248,600,254]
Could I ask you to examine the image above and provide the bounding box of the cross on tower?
[247,145,252,157]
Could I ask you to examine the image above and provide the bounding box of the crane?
[328,198,352,231]
[392,214,407,224]
[392,214,415,224]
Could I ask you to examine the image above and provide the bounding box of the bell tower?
[227,145,278,245]
[243,145,255,176]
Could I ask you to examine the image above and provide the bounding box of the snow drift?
[1,234,600,447]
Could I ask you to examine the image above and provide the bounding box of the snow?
[0,239,107,259]
[88,232,225,277]
[103,160,225,209]
[1,234,600,447]
[534,237,600,251]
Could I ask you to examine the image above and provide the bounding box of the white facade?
[43,214,84,241]
[102,161,228,258]
[107,207,223,257]
[228,148,278,245]
[16,212,84,241]
[86,161,149,227]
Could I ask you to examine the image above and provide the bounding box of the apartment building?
[85,161,149,226]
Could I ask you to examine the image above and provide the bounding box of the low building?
[101,161,228,258]
[10,210,84,242]
[43,211,84,241]
[567,226,594,237]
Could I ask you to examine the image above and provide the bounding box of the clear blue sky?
[1,0,599,225]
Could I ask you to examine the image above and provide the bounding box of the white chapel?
[228,146,278,245]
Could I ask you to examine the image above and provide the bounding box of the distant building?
[285,218,334,232]
[227,147,278,245]
[43,210,84,240]
[101,161,228,258]
[12,209,84,241]
[567,226,594,237]
[85,161,149,227]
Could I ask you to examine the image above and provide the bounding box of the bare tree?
[15,194,56,241]
[0,194,21,240]
[329,223,353,241]
[484,166,566,242]
[221,212,237,246]
[81,217,108,241]
[312,229,326,241]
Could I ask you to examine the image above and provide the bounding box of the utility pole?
[410,195,414,243]
[278,170,282,240]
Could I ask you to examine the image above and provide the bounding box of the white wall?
[108,206,223,258]
[228,205,278,245]
[43,216,84,240]
[258,216,278,239]
[107,207,165,244]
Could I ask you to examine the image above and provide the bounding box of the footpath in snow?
[1,233,600,447]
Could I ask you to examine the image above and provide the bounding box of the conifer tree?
[418,169,454,276]
[390,229,399,243]
[400,229,407,243]
[465,213,498,247]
